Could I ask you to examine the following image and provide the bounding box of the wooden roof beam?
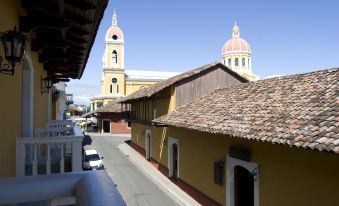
[65,10,93,25]
[31,38,70,52]
[65,0,97,10]
[20,12,71,32]
[69,26,90,36]
[39,53,70,63]
[44,62,71,70]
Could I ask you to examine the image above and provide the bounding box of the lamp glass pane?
[4,41,11,57]
[14,39,22,58]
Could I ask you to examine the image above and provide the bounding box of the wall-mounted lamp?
[0,26,28,75]
[41,76,53,94]
[53,90,60,99]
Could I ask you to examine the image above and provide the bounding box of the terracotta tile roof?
[96,100,122,113]
[82,100,121,117]
[153,68,339,154]
[82,110,96,118]
[119,62,248,103]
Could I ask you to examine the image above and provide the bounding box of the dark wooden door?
[234,166,254,206]
[103,120,110,133]
[173,143,178,179]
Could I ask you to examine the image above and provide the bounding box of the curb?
[118,143,201,206]
[85,132,131,137]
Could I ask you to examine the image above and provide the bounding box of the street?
[84,134,180,206]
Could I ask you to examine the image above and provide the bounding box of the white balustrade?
[16,124,84,177]
[47,120,76,128]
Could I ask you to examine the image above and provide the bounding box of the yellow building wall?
[102,69,125,96]
[133,124,339,206]
[125,80,159,96]
[0,0,48,177]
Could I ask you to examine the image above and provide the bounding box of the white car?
[83,149,104,170]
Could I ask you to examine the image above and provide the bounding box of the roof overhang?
[20,0,108,81]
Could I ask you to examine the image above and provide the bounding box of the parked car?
[83,149,104,170]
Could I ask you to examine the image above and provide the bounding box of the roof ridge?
[120,61,246,103]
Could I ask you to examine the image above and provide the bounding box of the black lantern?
[41,76,53,94]
[0,26,28,75]
[44,77,53,90]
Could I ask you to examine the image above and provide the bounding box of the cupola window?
[228,59,231,66]
[242,58,245,66]
[235,58,239,66]
[112,50,118,64]
[112,35,118,40]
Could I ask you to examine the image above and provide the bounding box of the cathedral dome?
[106,26,124,40]
[222,23,251,54]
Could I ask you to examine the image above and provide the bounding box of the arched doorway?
[234,166,254,206]
[226,156,259,206]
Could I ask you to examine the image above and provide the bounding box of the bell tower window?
[112,35,118,40]
[112,50,118,64]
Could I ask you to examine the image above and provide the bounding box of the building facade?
[222,22,257,81]
[123,67,339,206]
[90,11,179,110]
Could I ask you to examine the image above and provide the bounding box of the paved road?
[85,134,180,206]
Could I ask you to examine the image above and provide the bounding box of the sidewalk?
[85,132,131,137]
[118,143,201,206]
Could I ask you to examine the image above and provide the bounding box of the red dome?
[222,37,251,54]
[106,26,124,40]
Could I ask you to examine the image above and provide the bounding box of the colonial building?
[222,22,257,81]
[90,11,179,110]
[0,0,124,205]
[122,66,338,206]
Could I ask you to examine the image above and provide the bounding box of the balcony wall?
[0,170,126,206]
[0,0,49,177]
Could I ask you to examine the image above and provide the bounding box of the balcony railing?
[16,121,84,177]
[0,170,126,206]
[47,120,76,128]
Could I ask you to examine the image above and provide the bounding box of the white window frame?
[226,155,259,206]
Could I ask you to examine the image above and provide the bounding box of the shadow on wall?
[159,127,167,160]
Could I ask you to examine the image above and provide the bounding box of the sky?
[67,0,339,105]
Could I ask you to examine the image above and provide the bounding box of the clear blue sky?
[68,0,339,105]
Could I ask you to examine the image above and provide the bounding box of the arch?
[22,53,34,138]
[234,166,254,206]
[112,50,118,64]
[21,53,34,166]
[226,155,259,206]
